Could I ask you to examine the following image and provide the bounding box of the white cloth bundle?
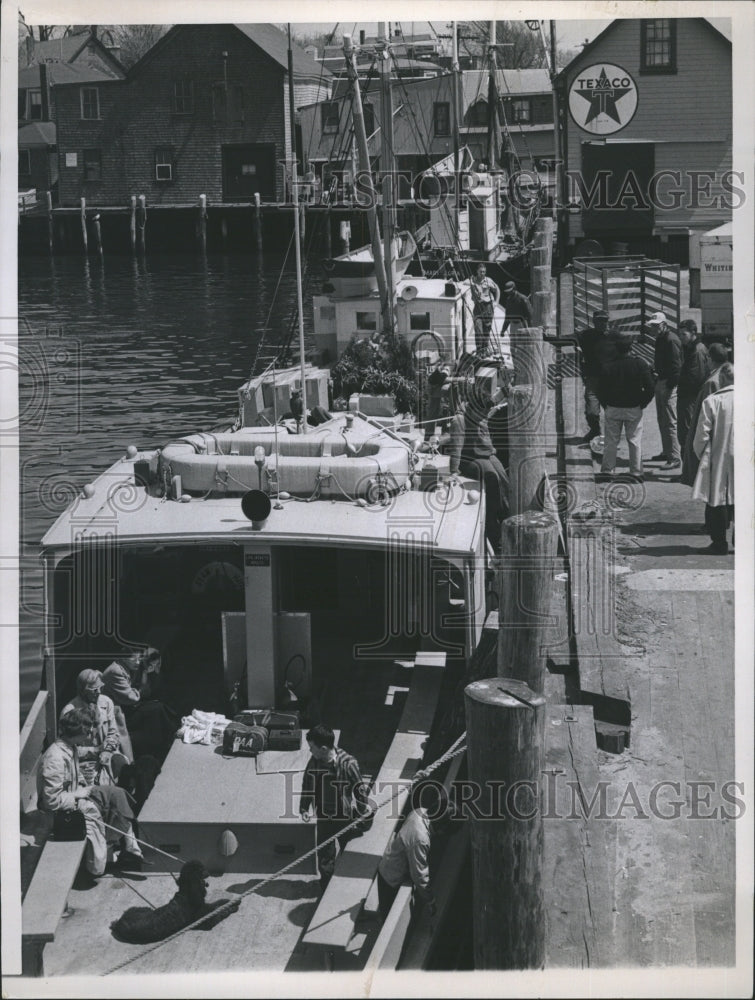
[178,709,231,745]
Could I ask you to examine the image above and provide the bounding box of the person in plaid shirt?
[299,724,371,891]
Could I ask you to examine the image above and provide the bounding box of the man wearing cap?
[648,312,683,470]
[597,333,656,481]
[501,279,532,335]
[61,669,123,784]
[470,264,500,355]
[677,319,713,450]
[576,308,611,443]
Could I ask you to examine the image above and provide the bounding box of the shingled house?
[51,24,332,206]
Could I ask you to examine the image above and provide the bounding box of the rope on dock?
[102,732,467,976]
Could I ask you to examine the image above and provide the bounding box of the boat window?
[356,311,378,332]
[321,101,340,133]
[433,102,450,137]
[410,311,431,331]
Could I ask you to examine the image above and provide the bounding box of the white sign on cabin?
[65,152,78,167]
[700,241,733,291]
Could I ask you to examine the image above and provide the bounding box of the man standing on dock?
[648,311,683,471]
[300,724,372,892]
[575,308,611,444]
[470,263,500,355]
[501,280,532,334]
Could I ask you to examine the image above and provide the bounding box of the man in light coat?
[37,708,144,876]
[61,668,123,783]
[681,346,730,488]
[692,372,734,554]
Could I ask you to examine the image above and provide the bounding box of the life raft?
[158,424,412,500]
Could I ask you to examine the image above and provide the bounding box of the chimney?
[359,30,365,46]
[394,28,400,37]
[26,34,34,66]
[107,44,121,62]
[39,62,50,121]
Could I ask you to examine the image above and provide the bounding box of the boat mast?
[288,24,308,434]
[451,21,460,235]
[378,22,396,335]
[487,20,498,172]
[343,33,391,334]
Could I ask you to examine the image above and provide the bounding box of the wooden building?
[51,24,332,207]
[556,17,732,261]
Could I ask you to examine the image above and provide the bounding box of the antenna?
[271,362,283,508]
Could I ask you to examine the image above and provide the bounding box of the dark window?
[28,90,43,120]
[640,19,677,73]
[356,311,378,331]
[321,101,340,133]
[465,100,488,127]
[18,149,31,179]
[434,102,450,136]
[410,311,431,331]
[154,147,175,182]
[173,79,194,114]
[510,98,531,124]
[80,87,100,120]
[19,90,27,119]
[83,148,101,181]
[363,102,376,137]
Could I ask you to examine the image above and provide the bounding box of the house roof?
[234,24,333,78]
[556,16,731,81]
[19,61,118,87]
[18,121,56,146]
[462,69,552,104]
[22,32,126,74]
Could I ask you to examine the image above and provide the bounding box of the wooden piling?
[129,196,137,254]
[45,191,54,254]
[497,512,559,694]
[221,212,229,249]
[464,677,546,969]
[531,264,551,296]
[530,243,549,269]
[509,325,545,386]
[80,197,87,254]
[198,194,207,254]
[92,214,103,256]
[508,383,547,516]
[531,290,552,332]
[299,201,306,245]
[254,193,263,252]
[323,207,332,257]
[137,196,147,254]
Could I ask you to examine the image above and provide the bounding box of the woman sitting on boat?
[60,669,122,785]
[37,708,144,877]
[102,649,179,763]
[448,383,510,555]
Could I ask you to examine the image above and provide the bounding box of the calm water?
[18,252,316,723]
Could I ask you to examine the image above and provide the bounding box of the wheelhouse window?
[640,19,677,73]
[434,102,450,136]
[510,98,531,124]
[80,87,100,120]
[154,147,175,182]
[410,311,431,331]
[173,78,194,114]
[321,101,340,133]
[83,148,102,181]
[356,311,378,332]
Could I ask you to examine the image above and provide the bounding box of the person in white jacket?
[60,669,122,783]
[692,369,734,554]
[37,708,144,876]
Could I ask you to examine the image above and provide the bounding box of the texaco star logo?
[568,63,638,136]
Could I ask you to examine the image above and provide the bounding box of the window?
[641,19,677,73]
[510,99,531,124]
[83,148,102,181]
[356,311,378,331]
[173,79,194,114]
[363,102,376,137]
[18,149,31,180]
[434,102,450,136]
[410,312,431,331]
[80,87,100,120]
[321,101,340,133]
[154,147,175,182]
[28,90,43,120]
[465,100,488,128]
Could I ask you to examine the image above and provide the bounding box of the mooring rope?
[102,732,467,976]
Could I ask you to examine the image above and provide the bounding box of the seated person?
[102,649,178,763]
[289,389,332,428]
[37,708,144,876]
[60,669,123,784]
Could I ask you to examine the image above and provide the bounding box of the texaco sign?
[568,64,639,136]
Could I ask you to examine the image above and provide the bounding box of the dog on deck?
[111,860,240,944]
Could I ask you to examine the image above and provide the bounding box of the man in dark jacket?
[597,333,657,481]
[649,311,683,470]
[501,280,532,333]
[576,308,610,443]
[677,319,713,450]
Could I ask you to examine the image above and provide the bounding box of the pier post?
[530,243,549,270]
[464,677,546,969]
[340,219,351,254]
[92,213,103,256]
[198,194,207,254]
[45,191,54,255]
[80,197,87,254]
[508,383,547,516]
[531,290,552,333]
[129,196,137,254]
[221,212,229,250]
[137,196,147,254]
[299,200,306,246]
[509,325,545,387]
[531,264,551,297]
[497,512,559,694]
[254,193,263,252]
[323,206,332,257]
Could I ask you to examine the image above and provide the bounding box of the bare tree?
[110,24,169,69]
[460,21,547,70]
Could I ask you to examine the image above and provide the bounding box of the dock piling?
[129,196,137,254]
[198,194,207,254]
[80,197,88,254]
[464,677,546,969]
[508,383,547,515]
[45,191,54,254]
[92,214,103,256]
[253,193,263,252]
[137,196,147,254]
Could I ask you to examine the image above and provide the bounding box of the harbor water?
[17,251,316,724]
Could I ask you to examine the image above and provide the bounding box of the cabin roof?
[19,60,117,87]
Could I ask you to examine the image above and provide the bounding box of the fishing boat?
[323,230,417,297]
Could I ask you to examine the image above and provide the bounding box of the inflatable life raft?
[158,423,412,500]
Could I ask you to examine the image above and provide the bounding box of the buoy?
[466,489,480,505]
[179,494,191,503]
[356,498,368,507]
[126,445,138,459]
[82,483,95,498]
[218,829,239,857]
[279,491,291,500]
